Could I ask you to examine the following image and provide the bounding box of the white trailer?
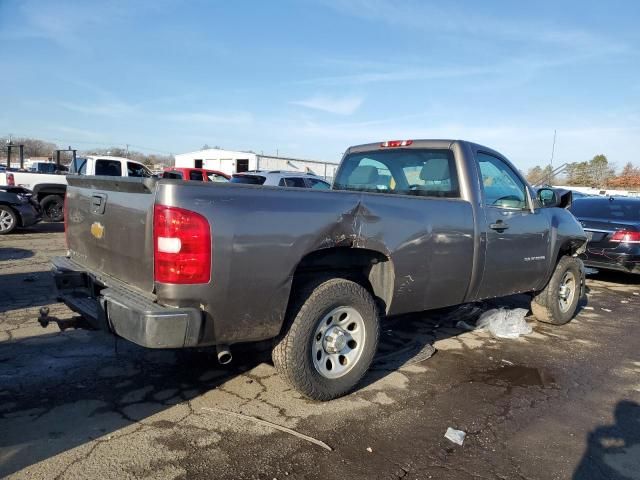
[174,149,339,181]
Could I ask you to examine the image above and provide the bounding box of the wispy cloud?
[162,112,253,125]
[316,0,627,54]
[58,101,137,117]
[291,95,364,115]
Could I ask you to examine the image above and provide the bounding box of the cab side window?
[95,159,122,176]
[477,153,527,209]
[189,170,204,181]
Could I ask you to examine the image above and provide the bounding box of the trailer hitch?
[38,306,96,331]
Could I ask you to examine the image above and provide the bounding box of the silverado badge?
[90,222,105,239]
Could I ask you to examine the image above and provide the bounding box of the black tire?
[0,205,18,234]
[531,256,584,325]
[40,195,64,222]
[272,277,380,401]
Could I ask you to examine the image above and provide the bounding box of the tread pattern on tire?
[272,276,380,401]
[532,256,583,325]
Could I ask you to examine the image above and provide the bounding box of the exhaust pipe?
[216,345,232,365]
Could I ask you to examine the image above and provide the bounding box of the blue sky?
[1,0,639,170]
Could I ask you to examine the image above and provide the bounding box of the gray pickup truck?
[47,139,587,400]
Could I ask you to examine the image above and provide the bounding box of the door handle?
[489,221,509,231]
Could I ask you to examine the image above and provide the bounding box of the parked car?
[47,139,586,400]
[0,156,152,222]
[569,196,640,274]
[0,186,42,234]
[230,170,331,189]
[162,167,229,182]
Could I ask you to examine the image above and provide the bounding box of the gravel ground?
[1,223,639,480]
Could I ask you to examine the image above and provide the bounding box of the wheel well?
[556,239,584,264]
[38,193,64,203]
[33,185,66,201]
[291,247,395,313]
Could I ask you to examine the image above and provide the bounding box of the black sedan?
[570,196,640,274]
[0,186,42,234]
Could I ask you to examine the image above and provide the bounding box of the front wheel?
[272,277,380,401]
[531,256,584,325]
[0,206,18,234]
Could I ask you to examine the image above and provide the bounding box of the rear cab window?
[334,148,460,198]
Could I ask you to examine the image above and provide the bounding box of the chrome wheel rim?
[312,306,365,379]
[558,271,576,313]
[0,210,14,232]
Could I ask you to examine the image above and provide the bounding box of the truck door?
[475,152,551,299]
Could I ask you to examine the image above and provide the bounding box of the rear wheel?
[40,195,64,222]
[0,206,17,234]
[531,256,584,325]
[272,277,380,401]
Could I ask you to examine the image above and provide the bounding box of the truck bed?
[64,175,475,345]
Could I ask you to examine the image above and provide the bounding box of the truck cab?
[69,156,152,178]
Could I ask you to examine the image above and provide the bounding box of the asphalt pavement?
[1,223,639,479]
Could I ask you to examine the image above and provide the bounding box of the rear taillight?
[153,204,211,284]
[6,173,15,186]
[381,140,413,148]
[610,230,640,244]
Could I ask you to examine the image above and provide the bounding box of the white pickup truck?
[0,156,151,221]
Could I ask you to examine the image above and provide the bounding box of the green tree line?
[526,154,640,189]
[1,136,173,167]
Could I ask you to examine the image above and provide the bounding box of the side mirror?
[537,188,561,208]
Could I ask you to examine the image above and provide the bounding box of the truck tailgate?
[65,176,157,293]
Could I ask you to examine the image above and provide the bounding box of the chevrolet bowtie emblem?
[91,222,105,239]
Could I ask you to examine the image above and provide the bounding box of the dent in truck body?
[153,181,475,346]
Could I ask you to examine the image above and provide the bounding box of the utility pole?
[550,129,557,168]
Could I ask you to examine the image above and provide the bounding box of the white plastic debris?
[601,308,612,313]
[476,308,532,339]
[455,320,476,331]
[366,447,373,453]
[583,306,594,310]
[444,427,466,446]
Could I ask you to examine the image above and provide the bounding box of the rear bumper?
[581,251,640,274]
[15,202,42,227]
[52,257,203,348]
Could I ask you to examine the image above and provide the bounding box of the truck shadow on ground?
[0,330,263,477]
[573,400,640,480]
[0,271,58,314]
[0,284,591,477]
[0,247,34,261]
[588,269,640,285]
[16,222,65,234]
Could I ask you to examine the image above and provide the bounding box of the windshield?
[334,148,460,198]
